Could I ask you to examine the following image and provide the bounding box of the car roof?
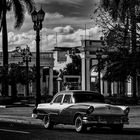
[58,90,102,95]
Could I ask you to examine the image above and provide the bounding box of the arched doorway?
[90,67,98,91]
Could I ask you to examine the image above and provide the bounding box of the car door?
[59,94,74,124]
[49,94,63,122]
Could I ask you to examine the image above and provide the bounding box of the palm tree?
[0,0,35,96]
[100,0,140,98]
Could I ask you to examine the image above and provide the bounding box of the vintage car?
[32,90,130,132]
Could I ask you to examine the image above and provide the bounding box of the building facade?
[0,51,54,97]
[79,39,140,97]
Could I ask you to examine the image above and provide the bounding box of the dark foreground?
[0,122,140,140]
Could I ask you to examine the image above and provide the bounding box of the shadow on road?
[53,126,140,135]
[0,122,140,136]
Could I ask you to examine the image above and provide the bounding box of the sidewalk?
[0,105,43,126]
[0,105,140,128]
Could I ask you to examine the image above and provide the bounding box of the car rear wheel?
[43,115,53,129]
[75,116,86,133]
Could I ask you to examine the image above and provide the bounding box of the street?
[0,122,140,140]
[0,106,140,140]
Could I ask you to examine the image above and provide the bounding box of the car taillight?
[124,107,130,115]
[86,106,94,114]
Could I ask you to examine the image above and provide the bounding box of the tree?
[7,63,35,100]
[0,0,35,96]
[63,54,81,75]
[99,0,140,97]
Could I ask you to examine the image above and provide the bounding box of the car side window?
[63,95,72,103]
[53,95,63,103]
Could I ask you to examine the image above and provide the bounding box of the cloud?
[35,0,87,5]
[53,26,74,34]
[6,24,101,52]
[46,12,64,19]
[5,0,96,33]
[8,31,35,51]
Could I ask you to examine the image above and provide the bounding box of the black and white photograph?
[0,0,140,140]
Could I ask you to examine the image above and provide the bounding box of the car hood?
[76,102,128,115]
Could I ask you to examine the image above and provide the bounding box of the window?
[53,95,63,103]
[74,93,104,103]
[63,95,72,103]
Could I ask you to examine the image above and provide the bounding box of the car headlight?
[124,107,130,115]
[86,106,94,114]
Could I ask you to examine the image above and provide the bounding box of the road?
[0,122,140,140]
[0,106,140,140]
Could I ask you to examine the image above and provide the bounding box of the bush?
[105,96,138,105]
[0,96,13,105]
[41,95,53,103]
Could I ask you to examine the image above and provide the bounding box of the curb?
[0,104,35,108]
[0,115,43,126]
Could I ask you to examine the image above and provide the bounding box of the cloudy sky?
[0,0,102,53]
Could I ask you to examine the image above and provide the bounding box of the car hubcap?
[75,117,82,131]
[44,116,49,128]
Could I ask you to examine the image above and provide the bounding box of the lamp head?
[38,8,45,22]
[31,10,38,22]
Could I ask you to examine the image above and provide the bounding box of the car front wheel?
[43,115,53,129]
[75,116,86,133]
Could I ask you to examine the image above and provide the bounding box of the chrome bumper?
[82,116,129,125]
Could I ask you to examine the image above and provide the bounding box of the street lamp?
[96,49,102,94]
[21,45,32,97]
[31,8,45,106]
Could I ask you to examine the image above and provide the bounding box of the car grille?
[88,115,125,123]
[99,116,121,122]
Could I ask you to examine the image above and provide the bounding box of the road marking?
[0,129,30,134]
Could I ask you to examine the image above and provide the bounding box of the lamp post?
[31,8,45,106]
[96,49,102,94]
[21,45,32,96]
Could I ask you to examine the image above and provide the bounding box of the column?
[57,78,62,93]
[128,78,132,97]
[81,52,86,90]
[86,57,90,90]
[49,67,53,96]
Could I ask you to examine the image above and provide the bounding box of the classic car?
[32,90,130,132]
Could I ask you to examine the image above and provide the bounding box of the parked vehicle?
[32,90,130,132]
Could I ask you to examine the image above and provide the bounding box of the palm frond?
[12,0,35,29]
[12,0,25,29]
[21,0,35,13]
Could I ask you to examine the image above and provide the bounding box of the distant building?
[79,39,140,97]
[0,51,54,97]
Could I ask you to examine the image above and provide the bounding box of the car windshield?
[74,93,104,103]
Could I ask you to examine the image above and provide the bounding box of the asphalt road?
[0,122,140,140]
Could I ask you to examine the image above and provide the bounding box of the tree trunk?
[11,83,17,101]
[108,80,112,96]
[2,0,8,96]
[120,81,126,97]
[130,0,137,98]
